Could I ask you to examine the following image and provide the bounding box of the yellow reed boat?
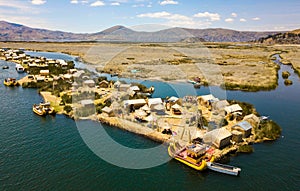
[33,102,55,116]
[4,78,19,86]
[168,142,215,171]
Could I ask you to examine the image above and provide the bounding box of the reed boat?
[4,78,19,86]
[41,102,56,115]
[207,162,241,176]
[32,102,55,116]
[168,142,215,171]
[33,104,46,116]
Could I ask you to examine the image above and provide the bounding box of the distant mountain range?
[0,20,289,42]
[257,29,300,44]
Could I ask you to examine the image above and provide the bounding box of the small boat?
[168,142,215,171]
[2,66,9,69]
[32,102,55,116]
[4,78,19,86]
[207,162,241,176]
[15,64,25,73]
[260,116,269,121]
[110,73,119,77]
[193,83,201,89]
[187,80,197,84]
[41,102,56,115]
[33,104,46,116]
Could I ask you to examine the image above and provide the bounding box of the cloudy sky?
[0,0,299,33]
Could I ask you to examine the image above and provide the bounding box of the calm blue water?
[0,53,299,190]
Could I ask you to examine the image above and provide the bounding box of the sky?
[0,0,299,33]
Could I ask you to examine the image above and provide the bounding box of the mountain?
[0,20,284,42]
[0,21,85,41]
[184,28,280,42]
[257,29,300,44]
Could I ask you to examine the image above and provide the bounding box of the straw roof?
[135,109,147,117]
[171,103,182,109]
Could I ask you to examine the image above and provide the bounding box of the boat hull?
[207,162,241,176]
[168,145,211,171]
[32,107,46,116]
[4,81,18,86]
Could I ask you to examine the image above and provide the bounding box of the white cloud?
[240,18,246,22]
[70,0,79,4]
[81,0,89,3]
[159,0,178,5]
[225,18,234,23]
[193,12,220,21]
[111,2,120,5]
[231,13,237,17]
[90,0,105,6]
[252,17,261,21]
[137,11,212,28]
[137,11,171,18]
[31,0,46,5]
[132,4,144,7]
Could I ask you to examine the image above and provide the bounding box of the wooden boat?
[4,78,19,86]
[168,142,215,171]
[33,104,46,116]
[207,162,241,176]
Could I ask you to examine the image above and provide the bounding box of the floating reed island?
[0,47,282,165]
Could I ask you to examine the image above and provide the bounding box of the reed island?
[1,47,282,175]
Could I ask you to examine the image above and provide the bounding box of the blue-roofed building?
[232,121,253,138]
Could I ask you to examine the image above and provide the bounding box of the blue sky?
[0,0,299,33]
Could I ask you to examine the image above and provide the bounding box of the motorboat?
[207,162,241,176]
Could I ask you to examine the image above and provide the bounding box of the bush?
[237,145,254,153]
[61,94,72,104]
[255,120,282,140]
[64,105,73,113]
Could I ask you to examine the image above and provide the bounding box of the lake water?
[0,52,299,190]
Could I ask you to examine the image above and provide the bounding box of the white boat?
[207,162,241,176]
[15,64,25,73]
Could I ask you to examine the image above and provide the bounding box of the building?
[83,80,95,88]
[212,100,229,111]
[101,106,114,117]
[203,128,232,149]
[81,99,94,107]
[148,98,163,110]
[63,74,73,80]
[40,70,49,76]
[124,99,146,111]
[73,70,85,78]
[119,84,131,92]
[243,114,260,128]
[232,121,253,138]
[231,130,243,143]
[199,94,219,108]
[113,81,121,89]
[129,86,140,92]
[224,104,243,116]
[98,80,109,88]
